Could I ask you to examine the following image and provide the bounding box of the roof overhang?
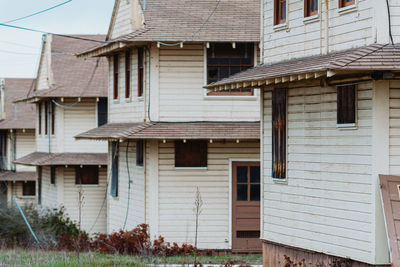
[14,152,108,166]
[0,171,36,182]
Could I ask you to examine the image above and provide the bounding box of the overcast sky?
[0,0,114,78]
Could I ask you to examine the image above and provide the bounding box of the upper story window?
[38,103,42,135]
[305,0,318,17]
[339,0,355,8]
[44,102,48,135]
[51,102,55,135]
[207,43,254,96]
[113,54,119,100]
[274,0,286,25]
[97,97,108,127]
[138,48,144,97]
[125,50,131,99]
[337,84,356,125]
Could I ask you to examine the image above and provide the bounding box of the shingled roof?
[79,0,260,57]
[19,35,108,102]
[14,152,108,166]
[206,43,400,90]
[0,78,35,129]
[0,171,36,182]
[76,121,260,140]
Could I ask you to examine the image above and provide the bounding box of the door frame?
[228,158,260,249]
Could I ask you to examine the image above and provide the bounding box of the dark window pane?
[136,140,144,166]
[250,166,260,183]
[111,142,119,197]
[23,181,36,196]
[219,67,229,79]
[337,85,356,124]
[237,166,248,183]
[237,184,248,201]
[230,66,241,75]
[51,166,56,185]
[250,184,260,201]
[175,140,207,168]
[75,166,99,185]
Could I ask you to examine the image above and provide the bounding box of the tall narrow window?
[272,88,287,179]
[51,102,55,135]
[274,0,286,25]
[38,103,42,135]
[37,166,42,205]
[97,97,108,127]
[113,54,119,99]
[136,140,144,166]
[125,50,131,99]
[305,0,318,17]
[337,85,356,125]
[111,142,119,197]
[0,131,7,171]
[138,48,144,97]
[339,0,355,8]
[50,166,56,185]
[44,102,48,135]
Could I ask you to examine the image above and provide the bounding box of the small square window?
[337,85,356,125]
[75,166,99,185]
[175,140,207,168]
[23,181,36,196]
[305,0,318,17]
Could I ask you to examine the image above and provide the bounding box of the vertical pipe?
[13,197,39,244]
[325,0,329,54]
[143,0,146,10]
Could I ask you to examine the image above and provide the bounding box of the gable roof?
[19,35,108,102]
[205,43,400,90]
[0,78,35,129]
[79,0,260,57]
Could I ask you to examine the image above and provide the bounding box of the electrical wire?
[386,0,394,45]
[2,0,72,24]
[122,141,132,230]
[0,40,40,50]
[157,0,221,47]
[0,49,38,56]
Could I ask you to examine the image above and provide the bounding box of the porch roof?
[205,43,400,91]
[75,121,260,141]
[0,171,36,182]
[14,152,107,166]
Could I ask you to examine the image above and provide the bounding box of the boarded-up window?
[274,0,286,25]
[339,0,355,8]
[337,85,356,124]
[113,54,119,99]
[51,102,55,135]
[272,88,287,179]
[138,48,144,97]
[175,140,207,168]
[97,97,108,127]
[75,166,99,185]
[125,50,131,99]
[23,181,36,196]
[44,102,48,135]
[304,0,318,17]
[111,142,119,197]
[207,43,254,95]
[136,140,144,166]
[38,103,42,135]
[50,166,56,185]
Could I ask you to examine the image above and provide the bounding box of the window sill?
[137,97,144,102]
[112,99,120,104]
[20,196,36,199]
[303,14,320,24]
[75,184,100,187]
[337,123,357,130]
[272,178,288,184]
[273,23,288,31]
[338,4,357,14]
[124,98,132,103]
[136,165,144,169]
[204,95,258,101]
[175,167,208,170]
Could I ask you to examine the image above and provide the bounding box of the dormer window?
[305,0,318,17]
[339,0,355,8]
[274,0,286,25]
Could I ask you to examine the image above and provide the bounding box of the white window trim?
[337,0,357,14]
[203,44,259,100]
[272,0,289,31]
[336,83,358,129]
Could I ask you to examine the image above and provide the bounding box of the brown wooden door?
[232,162,261,252]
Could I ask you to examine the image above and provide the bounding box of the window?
[339,0,355,8]
[0,131,6,171]
[75,166,99,185]
[38,103,42,135]
[37,166,42,204]
[111,142,119,197]
[207,43,254,95]
[272,88,287,179]
[51,102,55,135]
[305,0,318,17]
[113,54,119,99]
[337,85,356,125]
[125,50,131,99]
[138,48,144,97]
[97,98,108,127]
[50,166,56,185]
[175,140,207,168]
[274,0,286,25]
[44,102,48,135]
[22,181,36,196]
[136,140,144,166]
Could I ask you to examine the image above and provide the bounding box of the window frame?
[304,0,318,17]
[336,84,357,126]
[22,181,36,196]
[136,140,144,167]
[274,0,287,25]
[272,88,287,180]
[339,0,355,8]
[44,102,48,135]
[50,166,56,185]
[175,140,208,168]
[113,54,119,100]
[125,50,131,99]
[75,166,99,185]
[138,47,144,98]
[111,142,119,197]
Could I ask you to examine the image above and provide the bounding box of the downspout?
[259,0,264,63]
[325,0,329,54]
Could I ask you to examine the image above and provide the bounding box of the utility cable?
[157,0,221,47]
[2,0,72,24]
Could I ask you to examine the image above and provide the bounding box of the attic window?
[274,0,286,25]
[339,0,355,8]
[305,0,318,17]
[207,43,254,96]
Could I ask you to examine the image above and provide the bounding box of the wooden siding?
[108,141,146,233]
[158,45,260,121]
[15,130,35,172]
[389,82,400,175]
[262,82,374,263]
[36,35,51,90]
[8,181,36,206]
[262,0,374,64]
[41,166,58,208]
[157,140,260,249]
[109,0,133,39]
